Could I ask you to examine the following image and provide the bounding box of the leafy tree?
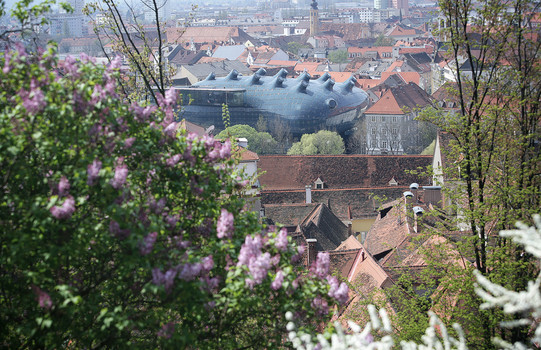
[288,130,345,155]
[374,34,394,47]
[394,0,541,345]
[0,40,345,348]
[327,50,348,63]
[216,124,279,155]
[287,41,311,55]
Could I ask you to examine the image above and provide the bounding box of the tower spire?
[310,0,319,37]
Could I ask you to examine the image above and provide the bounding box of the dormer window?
[388,177,398,186]
[314,177,325,189]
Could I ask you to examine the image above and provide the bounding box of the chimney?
[413,206,424,233]
[305,185,312,204]
[306,238,317,265]
[348,222,352,236]
[410,183,419,203]
[237,137,248,148]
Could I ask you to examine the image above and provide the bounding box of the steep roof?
[264,203,319,226]
[364,199,410,258]
[366,82,433,115]
[259,155,432,190]
[298,203,349,251]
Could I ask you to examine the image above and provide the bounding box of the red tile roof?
[366,82,432,114]
[258,154,432,190]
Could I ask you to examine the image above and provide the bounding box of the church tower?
[310,0,319,37]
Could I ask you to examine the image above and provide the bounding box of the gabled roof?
[298,203,349,252]
[166,27,254,45]
[180,60,252,80]
[366,82,432,115]
[364,199,410,258]
[258,155,432,191]
[212,45,247,60]
[365,89,404,115]
[264,203,319,227]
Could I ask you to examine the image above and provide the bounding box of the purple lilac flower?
[165,215,179,229]
[110,164,128,189]
[311,297,329,315]
[313,252,330,278]
[32,286,53,310]
[164,122,179,138]
[178,262,202,281]
[140,232,157,255]
[109,220,130,239]
[2,52,11,74]
[270,254,280,266]
[219,140,231,159]
[327,275,349,304]
[21,87,46,115]
[57,176,70,196]
[108,56,122,70]
[130,103,157,122]
[291,244,306,263]
[166,154,182,167]
[62,55,80,77]
[237,235,263,266]
[157,322,175,339]
[87,159,102,186]
[248,252,271,285]
[201,255,214,272]
[149,197,166,214]
[271,270,284,290]
[50,196,75,219]
[216,209,234,239]
[152,268,176,293]
[275,228,288,252]
[164,88,179,106]
[124,137,136,149]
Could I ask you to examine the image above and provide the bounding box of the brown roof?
[166,27,254,45]
[297,203,349,251]
[262,187,413,221]
[258,155,432,190]
[263,203,319,226]
[366,82,433,115]
[364,199,410,258]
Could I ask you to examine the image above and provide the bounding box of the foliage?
[287,41,312,55]
[216,124,279,155]
[288,130,345,155]
[0,44,345,347]
[327,50,348,63]
[288,215,541,350]
[374,34,394,47]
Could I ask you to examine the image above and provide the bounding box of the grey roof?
[298,203,350,252]
[181,60,252,80]
[212,45,246,60]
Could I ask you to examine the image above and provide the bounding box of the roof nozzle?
[316,72,331,83]
[225,69,239,80]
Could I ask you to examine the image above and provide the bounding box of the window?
[371,128,376,135]
[382,128,387,135]
[392,116,398,123]
[381,141,388,149]
[392,128,398,135]
[371,115,376,122]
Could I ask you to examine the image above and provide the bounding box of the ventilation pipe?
[305,185,312,204]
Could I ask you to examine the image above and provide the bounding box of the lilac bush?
[0,43,346,348]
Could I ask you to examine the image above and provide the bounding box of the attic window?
[314,177,325,189]
[388,177,398,186]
